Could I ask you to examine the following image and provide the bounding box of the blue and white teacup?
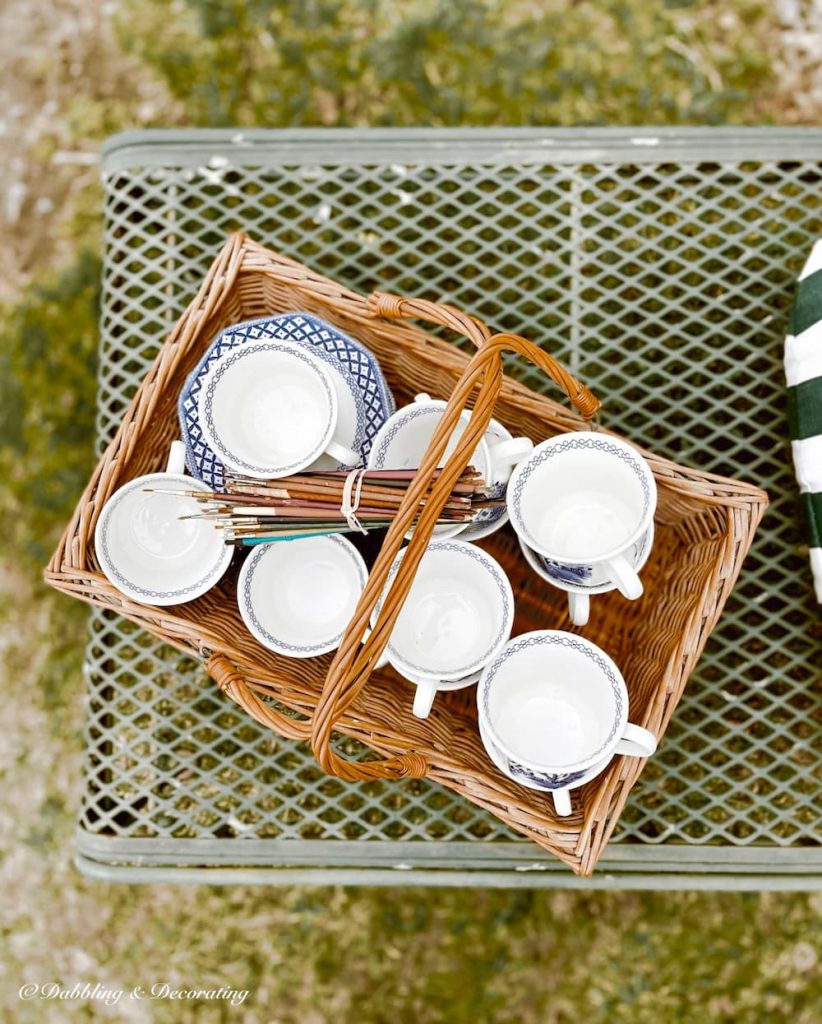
[477,630,657,814]
[372,540,515,718]
[507,432,657,623]
[519,522,655,627]
[198,340,360,478]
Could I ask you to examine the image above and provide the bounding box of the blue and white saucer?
[478,714,611,799]
[178,313,395,488]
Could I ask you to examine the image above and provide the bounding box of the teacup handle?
[487,436,534,471]
[415,392,433,404]
[552,788,572,817]
[615,722,658,758]
[567,591,590,627]
[605,553,643,601]
[166,440,187,475]
[411,677,439,719]
[325,438,361,468]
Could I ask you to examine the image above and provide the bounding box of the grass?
[1,0,821,1021]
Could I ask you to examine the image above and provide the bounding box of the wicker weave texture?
[46,232,766,875]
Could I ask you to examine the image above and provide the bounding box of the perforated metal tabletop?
[80,128,821,888]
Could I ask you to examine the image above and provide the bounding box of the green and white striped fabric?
[786,240,822,603]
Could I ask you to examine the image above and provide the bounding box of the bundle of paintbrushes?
[157,468,503,546]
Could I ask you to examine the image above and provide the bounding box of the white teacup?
[507,432,657,607]
[372,540,515,718]
[477,630,657,809]
[367,393,532,539]
[94,441,233,606]
[519,522,655,627]
[238,534,367,658]
[198,340,359,478]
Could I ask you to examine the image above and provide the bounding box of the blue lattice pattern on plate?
[178,313,395,488]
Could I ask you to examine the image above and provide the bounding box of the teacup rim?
[506,431,657,564]
[237,533,368,658]
[372,539,515,681]
[197,339,340,478]
[477,628,630,774]
[366,399,492,478]
[94,471,233,606]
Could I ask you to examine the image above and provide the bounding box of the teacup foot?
[552,788,572,817]
[568,591,590,627]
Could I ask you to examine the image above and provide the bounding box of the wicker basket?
[45,233,768,876]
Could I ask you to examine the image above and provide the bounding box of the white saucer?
[519,521,654,595]
[478,715,611,795]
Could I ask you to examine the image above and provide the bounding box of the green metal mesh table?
[79,128,821,888]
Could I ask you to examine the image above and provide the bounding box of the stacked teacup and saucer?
[470,430,660,815]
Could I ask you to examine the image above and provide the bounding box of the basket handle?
[367,292,493,349]
[207,652,313,740]
[368,291,600,420]
[309,316,601,782]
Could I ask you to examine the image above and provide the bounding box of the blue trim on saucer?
[530,527,653,591]
[179,312,394,488]
[479,633,623,768]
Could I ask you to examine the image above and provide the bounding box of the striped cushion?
[786,240,822,603]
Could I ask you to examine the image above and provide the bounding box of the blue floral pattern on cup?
[541,560,594,585]
[506,761,588,790]
[528,526,652,592]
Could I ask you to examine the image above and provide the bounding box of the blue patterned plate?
[178,313,395,488]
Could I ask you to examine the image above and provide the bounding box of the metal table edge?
[99,126,822,175]
[74,856,822,893]
[75,828,822,877]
